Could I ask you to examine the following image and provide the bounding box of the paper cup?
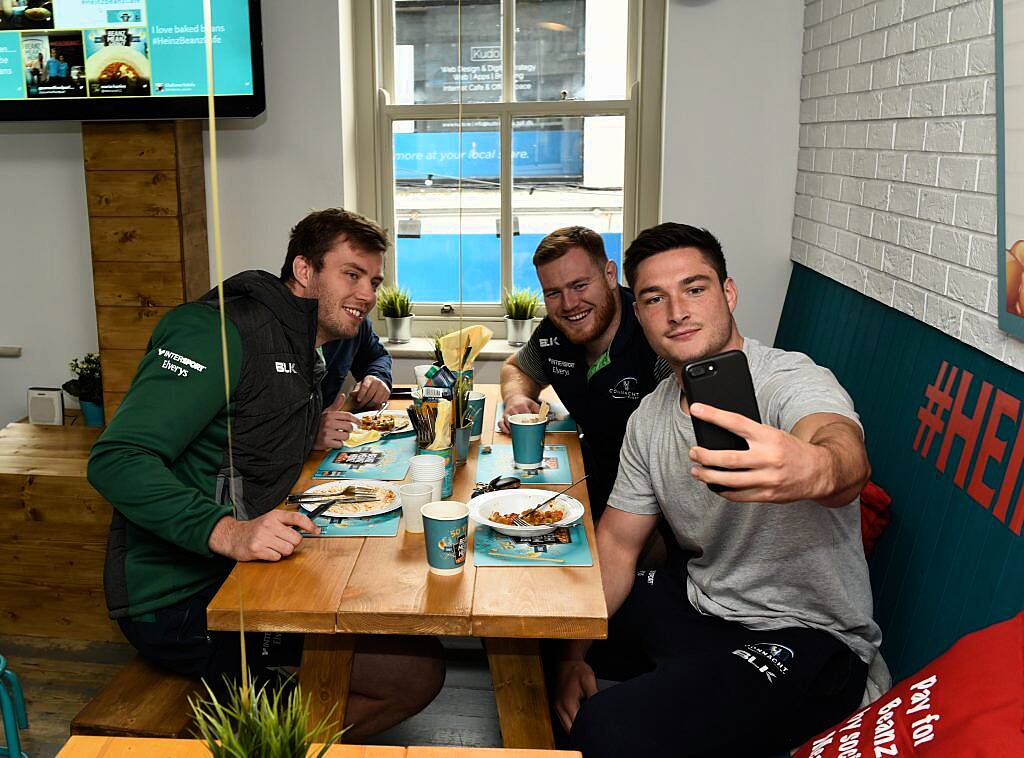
[508,413,548,469]
[414,364,433,387]
[467,391,486,440]
[409,454,446,501]
[421,500,469,575]
[415,446,454,497]
[398,482,433,533]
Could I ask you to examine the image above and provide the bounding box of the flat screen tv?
[0,0,264,120]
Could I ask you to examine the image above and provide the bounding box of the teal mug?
[467,391,486,441]
[421,500,469,575]
[508,413,548,469]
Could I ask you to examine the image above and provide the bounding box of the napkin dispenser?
[28,387,64,426]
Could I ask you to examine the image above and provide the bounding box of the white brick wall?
[791,0,1024,365]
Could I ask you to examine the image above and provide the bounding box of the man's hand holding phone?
[687,403,832,504]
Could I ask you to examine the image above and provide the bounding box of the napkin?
[343,428,381,448]
[439,325,493,372]
[427,400,452,450]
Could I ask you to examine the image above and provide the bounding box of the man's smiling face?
[632,246,740,369]
[304,237,384,342]
[537,245,618,346]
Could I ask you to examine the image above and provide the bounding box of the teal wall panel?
[775,264,1024,681]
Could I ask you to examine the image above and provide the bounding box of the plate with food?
[469,489,585,537]
[354,410,412,435]
[297,480,402,519]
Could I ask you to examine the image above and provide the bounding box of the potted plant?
[377,285,414,343]
[503,288,541,346]
[62,352,104,427]
[191,670,344,758]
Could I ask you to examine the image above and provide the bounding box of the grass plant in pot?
[62,352,104,427]
[191,668,344,758]
[377,285,414,343]
[503,288,540,346]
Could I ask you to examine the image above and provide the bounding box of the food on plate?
[359,414,396,432]
[490,506,564,526]
[305,484,397,516]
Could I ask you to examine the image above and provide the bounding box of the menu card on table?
[473,523,592,567]
[474,443,573,485]
[313,434,417,480]
[302,510,402,538]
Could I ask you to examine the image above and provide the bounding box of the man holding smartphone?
[554,223,884,756]
[499,226,670,519]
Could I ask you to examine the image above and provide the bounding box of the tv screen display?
[0,0,263,120]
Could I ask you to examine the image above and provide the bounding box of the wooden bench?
[70,655,200,738]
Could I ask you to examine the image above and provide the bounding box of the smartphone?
[681,350,761,493]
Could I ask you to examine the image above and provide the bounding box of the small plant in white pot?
[377,285,414,343]
[503,288,541,346]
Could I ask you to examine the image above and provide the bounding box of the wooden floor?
[0,635,501,757]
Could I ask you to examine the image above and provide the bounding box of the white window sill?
[383,337,520,362]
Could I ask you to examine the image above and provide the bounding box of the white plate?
[469,489,584,537]
[298,480,402,519]
[353,410,411,435]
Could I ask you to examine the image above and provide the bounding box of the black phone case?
[682,350,761,493]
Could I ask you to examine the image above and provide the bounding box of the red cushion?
[860,480,891,556]
[793,611,1024,757]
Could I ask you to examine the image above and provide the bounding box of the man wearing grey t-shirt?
[555,223,884,757]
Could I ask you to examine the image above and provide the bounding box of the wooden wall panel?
[89,217,182,263]
[85,171,179,218]
[103,393,124,420]
[96,307,169,350]
[84,122,209,425]
[99,350,145,393]
[82,122,177,171]
[92,262,185,308]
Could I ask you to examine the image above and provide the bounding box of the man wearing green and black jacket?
[88,208,444,739]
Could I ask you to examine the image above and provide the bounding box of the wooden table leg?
[484,637,555,749]
[298,633,355,736]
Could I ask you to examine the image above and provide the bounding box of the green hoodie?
[88,303,242,618]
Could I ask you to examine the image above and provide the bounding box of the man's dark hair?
[279,208,389,282]
[532,225,608,268]
[623,223,727,290]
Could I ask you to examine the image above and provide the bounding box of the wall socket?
[0,346,23,358]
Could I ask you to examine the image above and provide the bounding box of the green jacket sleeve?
[88,303,243,556]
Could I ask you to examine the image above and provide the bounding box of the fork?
[287,486,378,503]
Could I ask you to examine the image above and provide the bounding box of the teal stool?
[0,656,27,758]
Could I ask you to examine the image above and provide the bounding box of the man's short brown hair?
[532,225,608,268]
[280,208,389,282]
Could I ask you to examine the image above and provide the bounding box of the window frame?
[347,0,666,331]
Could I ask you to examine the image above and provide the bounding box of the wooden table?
[207,385,606,749]
[57,735,581,757]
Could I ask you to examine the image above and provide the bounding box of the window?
[353,0,664,327]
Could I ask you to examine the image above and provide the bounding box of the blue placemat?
[473,523,592,566]
[494,401,577,432]
[474,443,573,484]
[313,434,417,480]
[302,509,401,537]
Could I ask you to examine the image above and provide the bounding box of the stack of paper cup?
[409,454,446,502]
